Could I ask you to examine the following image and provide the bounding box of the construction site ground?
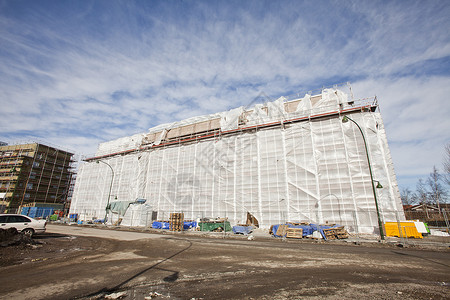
[0,224,449,300]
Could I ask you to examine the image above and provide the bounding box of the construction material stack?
[322,226,349,240]
[286,228,303,239]
[169,213,184,231]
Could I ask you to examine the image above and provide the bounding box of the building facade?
[69,87,404,234]
[0,143,75,213]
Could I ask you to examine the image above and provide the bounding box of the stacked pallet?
[286,228,303,239]
[322,226,349,240]
[169,213,184,231]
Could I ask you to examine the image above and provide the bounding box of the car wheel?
[22,228,34,237]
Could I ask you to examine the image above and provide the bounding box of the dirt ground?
[0,225,449,300]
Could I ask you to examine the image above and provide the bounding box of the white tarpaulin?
[69,88,403,234]
[120,203,154,227]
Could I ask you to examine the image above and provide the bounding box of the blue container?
[41,208,53,218]
[21,207,30,215]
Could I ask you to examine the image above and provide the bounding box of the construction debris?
[145,291,165,299]
[321,226,349,240]
[276,224,289,237]
[246,212,259,228]
[271,223,349,241]
[104,291,127,299]
[0,228,36,247]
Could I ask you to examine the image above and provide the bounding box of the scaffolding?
[0,143,75,213]
[69,86,404,234]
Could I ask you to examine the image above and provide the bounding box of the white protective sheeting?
[146,112,222,134]
[69,88,403,234]
[220,107,245,131]
[120,203,154,227]
[96,133,144,156]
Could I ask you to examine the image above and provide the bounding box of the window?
[26,183,33,189]
[9,215,30,223]
[0,216,7,223]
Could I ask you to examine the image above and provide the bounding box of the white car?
[0,214,47,237]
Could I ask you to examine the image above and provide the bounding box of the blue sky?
[0,0,449,190]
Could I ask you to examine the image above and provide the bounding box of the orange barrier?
[384,222,423,239]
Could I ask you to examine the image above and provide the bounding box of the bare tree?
[400,187,416,205]
[415,179,429,205]
[426,166,448,208]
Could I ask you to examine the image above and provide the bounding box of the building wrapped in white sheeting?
[69,86,404,234]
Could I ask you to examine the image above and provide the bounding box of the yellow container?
[384,222,423,239]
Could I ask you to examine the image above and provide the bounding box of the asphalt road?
[0,224,449,300]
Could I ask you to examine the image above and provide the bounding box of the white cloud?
[353,76,450,187]
[0,1,449,188]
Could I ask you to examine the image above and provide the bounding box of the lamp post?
[342,115,385,240]
[97,160,114,223]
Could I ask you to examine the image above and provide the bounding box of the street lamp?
[342,115,385,240]
[97,160,114,223]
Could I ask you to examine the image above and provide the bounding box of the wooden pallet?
[169,213,184,231]
[170,213,184,220]
[322,226,349,240]
[286,228,303,239]
[276,224,289,237]
[287,222,309,226]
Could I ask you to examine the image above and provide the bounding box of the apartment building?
[0,143,75,213]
